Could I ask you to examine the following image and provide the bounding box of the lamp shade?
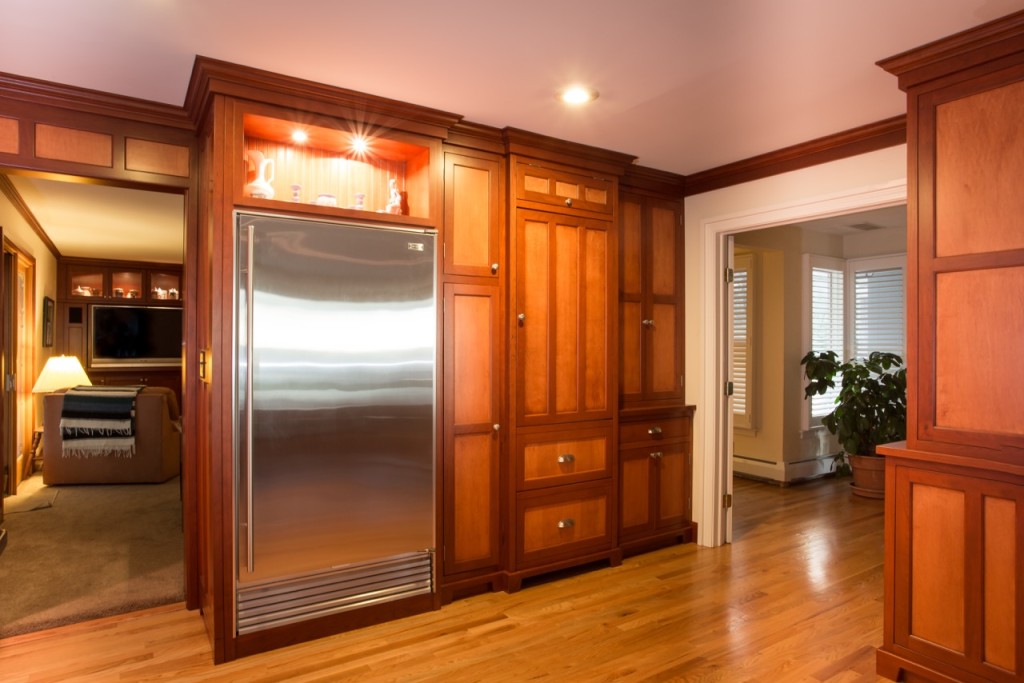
[32,355,92,393]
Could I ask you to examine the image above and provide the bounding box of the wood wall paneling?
[983,495,1016,672]
[34,123,113,167]
[909,482,966,652]
[0,116,19,154]
[935,80,1024,257]
[935,266,1024,436]
[125,137,191,177]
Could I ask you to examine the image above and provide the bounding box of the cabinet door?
[514,210,614,426]
[443,152,502,279]
[646,198,683,402]
[619,445,655,539]
[515,163,613,215]
[443,283,502,575]
[891,463,1022,680]
[619,194,644,402]
[655,439,690,529]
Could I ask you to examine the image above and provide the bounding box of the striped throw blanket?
[60,385,143,458]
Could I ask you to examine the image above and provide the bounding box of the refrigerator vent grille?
[236,551,433,635]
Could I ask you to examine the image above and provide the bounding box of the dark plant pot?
[848,453,885,499]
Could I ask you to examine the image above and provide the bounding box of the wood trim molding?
[0,175,60,259]
[621,164,685,197]
[185,56,463,140]
[504,127,637,177]
[0,71,192,131]
[878,9,1024,90]
[683,115,907,197]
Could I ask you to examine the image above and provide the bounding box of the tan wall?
[0,189,59,410]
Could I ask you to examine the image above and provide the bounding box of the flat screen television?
[89,305,182,368]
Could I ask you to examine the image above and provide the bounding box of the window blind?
[810,266,843,417]
[852,266,904,360]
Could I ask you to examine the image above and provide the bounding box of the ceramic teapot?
[244,150,275,199]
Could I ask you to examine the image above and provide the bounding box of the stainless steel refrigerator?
[234,212,436,635]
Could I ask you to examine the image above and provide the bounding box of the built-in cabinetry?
[506,138,632,590]
[187,59,694,663]
[618,168,696,554]
[56,257,183,402]
[440,129,506,601]
[876,13,1024,683]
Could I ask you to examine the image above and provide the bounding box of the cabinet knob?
[557,518,576,529]
[493,423,501,432]
[491,263,499,274]
[649,451,664,459]
[517,313,526,324]
[642,319,655,327]
[648,426,662,436]
[557,453,575,464]
[564,197,573,207]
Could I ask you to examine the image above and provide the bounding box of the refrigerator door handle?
[245,222,256,575]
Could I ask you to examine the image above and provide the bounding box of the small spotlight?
[351,137,369,155]
[560,85,598,106]
[291,129,309,144]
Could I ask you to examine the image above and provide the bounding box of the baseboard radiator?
[236,550,433,635]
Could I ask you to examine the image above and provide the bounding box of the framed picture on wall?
[42,296,54,347]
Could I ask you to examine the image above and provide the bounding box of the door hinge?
[725,381,734,396]
[723,493,733,509]
[725,267,734,283]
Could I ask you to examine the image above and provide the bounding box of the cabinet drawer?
[620,417,690,446]
[517,484,613,567]
[517,427,611,490]
[515,163,613,215]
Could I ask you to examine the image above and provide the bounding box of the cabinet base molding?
[504,548,623,593]
[877,648,976,683]
[620,523,697,558]
[438,572,507,605]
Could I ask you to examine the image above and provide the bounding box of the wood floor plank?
[0,477,886,681]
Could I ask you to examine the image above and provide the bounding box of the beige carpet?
[0,474,184,638]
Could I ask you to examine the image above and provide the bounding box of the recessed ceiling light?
[351,136,370,155]
[560,85,598,106]
[291,129,308,144]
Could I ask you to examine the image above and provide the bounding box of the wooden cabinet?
[619,192,684,409]
[442,283,502,582]
[618,409,695,551]
[880,450,1023,683]
[877,13,1024,683]
[62,258,182,304]
[513,209,614,427]
[56,257,184,405]
[439,140,506,602]
[443,152,502,278]
[514,162,614,215]
[506,140,632,590]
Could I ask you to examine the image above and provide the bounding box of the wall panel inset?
[34,124,112,167]
[910,483,965,651]
[935,267,1024,435]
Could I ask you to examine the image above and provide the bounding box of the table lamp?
[32,355,91,393]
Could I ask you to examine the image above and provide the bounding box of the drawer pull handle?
[650,451,663,459]
[557,518,576,529]
[648,426,662,436]
[642,319,654,327]
[557,453,575,464]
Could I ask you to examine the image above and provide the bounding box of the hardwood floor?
[0,476,886,682]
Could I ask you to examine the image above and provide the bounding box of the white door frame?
[696,180,907,546]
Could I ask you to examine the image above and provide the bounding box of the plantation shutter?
[732,253,753,429]
[810,266,843,418]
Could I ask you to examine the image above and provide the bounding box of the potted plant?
[800,350,907,498]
